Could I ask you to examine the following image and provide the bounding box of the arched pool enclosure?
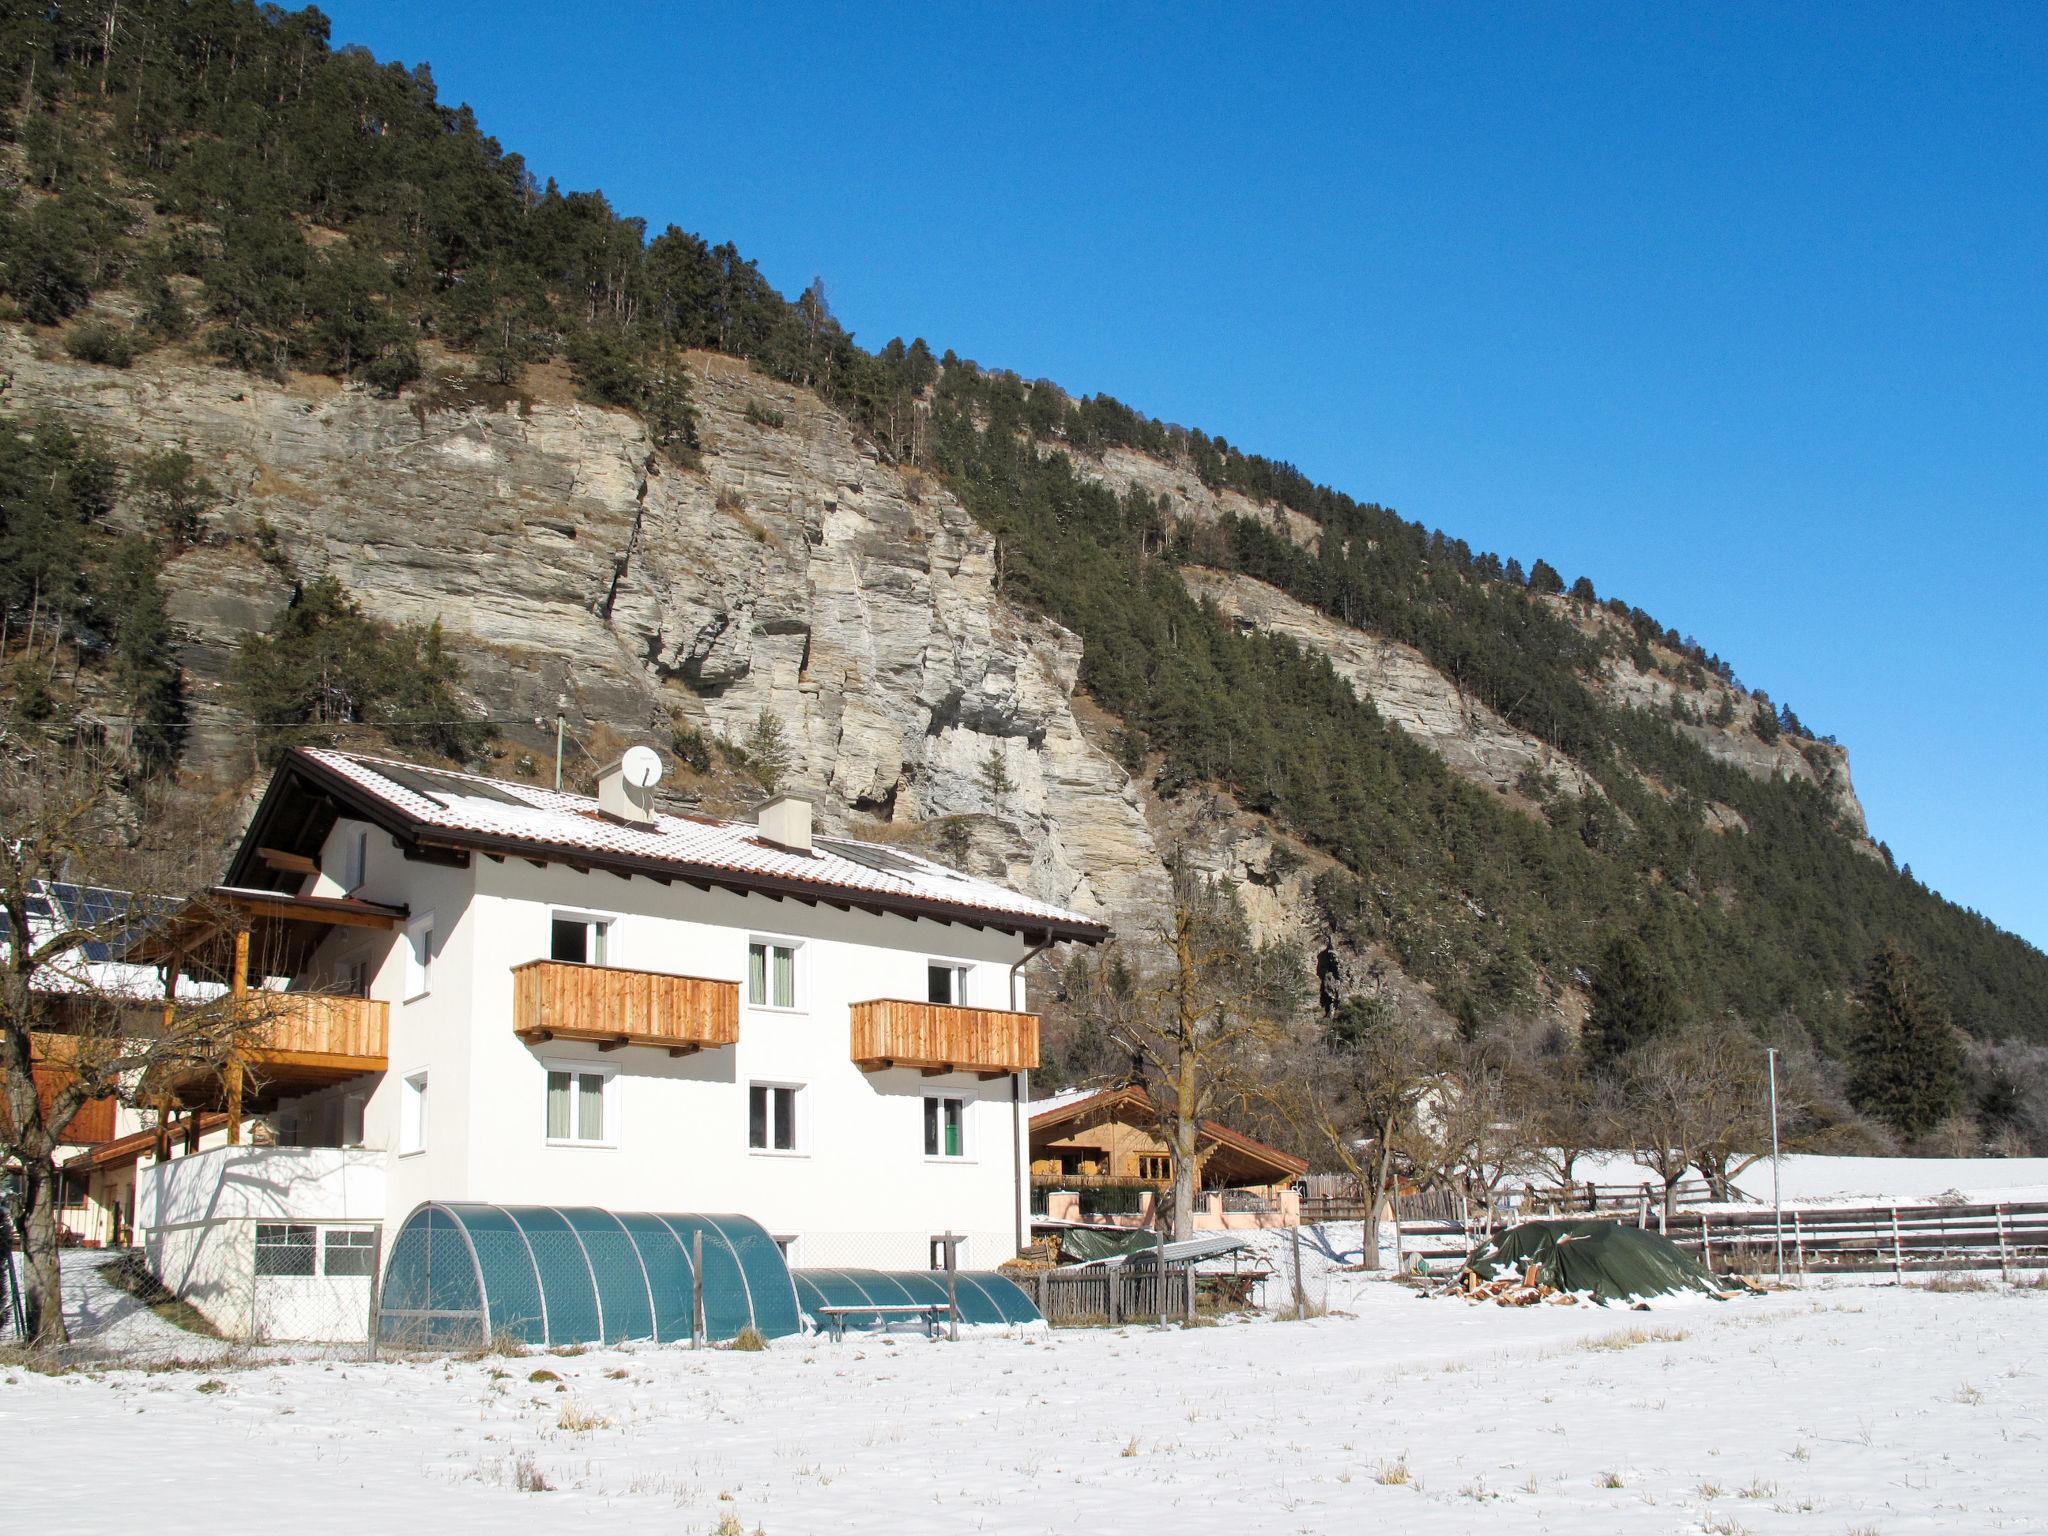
[377,1202,1044,1348]
[794,1268,1040,1330]
[378,1203,801,1348]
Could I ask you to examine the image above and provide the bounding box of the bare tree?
[1086,866,1301,1240]
[1278,990,1433,1270]
[1,749,270,1345]
[1408,1038,1542,1235]
[1605,1025,1768,1224]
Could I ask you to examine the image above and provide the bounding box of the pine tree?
[979,743,1014,809]
[1582,932,1680,1071]
[1848,940,1963,1142]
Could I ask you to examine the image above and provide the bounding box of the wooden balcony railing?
[850,999,1039,1078]
[246,993,390,1072]
[512,959,740,1056]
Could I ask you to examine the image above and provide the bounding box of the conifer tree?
[1847,940,1963,1142]
[1582,932,1680,1071]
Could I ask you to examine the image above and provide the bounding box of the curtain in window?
[944,1100,963,1157]
[771,946,794,1009]
[748,944,767,1005]
[749,1083,768,1147]
[923,1096,939,1156]
[772,1087,796,1150]
[578,1072,604,1141]
[547,1070,572,1139]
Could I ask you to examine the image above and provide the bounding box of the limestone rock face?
[4,335,1173,939]
[1181,567,1603,802]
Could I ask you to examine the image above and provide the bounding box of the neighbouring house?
[1028,1084,1308,1231]
[121,747,1107,1341]
[0,882,206,1248]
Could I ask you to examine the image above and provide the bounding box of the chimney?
[757,794,813,853]
[596,762,657,827]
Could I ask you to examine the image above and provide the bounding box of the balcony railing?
[849,999,1038,1078]
[247,993,390,1071]
[512,959,740,1055]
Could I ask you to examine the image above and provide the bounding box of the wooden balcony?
[512,959,740,1056]
[246,993,390,1075]
[850,999,1039,1079]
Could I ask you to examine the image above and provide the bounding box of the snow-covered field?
[9,1253,2046,1534]
[1573,1151,2048,1208]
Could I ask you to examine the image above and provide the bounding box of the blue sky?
[322,3,2048,951]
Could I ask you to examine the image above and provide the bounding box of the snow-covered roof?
[260,748,1109,942]
[1028,1087,1103,1118]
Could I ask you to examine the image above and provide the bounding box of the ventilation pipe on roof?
[756,794,813,853]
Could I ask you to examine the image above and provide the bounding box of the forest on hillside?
[3,1,2045,1146]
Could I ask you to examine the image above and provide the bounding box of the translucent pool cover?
[378,1203,801,1348]
[379,1202,1044,1348]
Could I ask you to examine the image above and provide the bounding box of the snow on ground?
[10,1268,2048,1534]
[1573,1151,2048,1208]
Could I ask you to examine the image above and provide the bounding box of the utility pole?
[1767,1046,1784,1285]
[554,712,565,791]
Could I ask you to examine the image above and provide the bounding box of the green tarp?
[1057,1227,1161,1264]
[1463,1220,1727,1304]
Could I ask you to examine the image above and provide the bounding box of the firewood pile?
[1438,1262,1585,1307]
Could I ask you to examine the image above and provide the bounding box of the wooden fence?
[1524,1178,1716,1216]
[1022,1266,1196,1326]
[1659,1200,2048,1279]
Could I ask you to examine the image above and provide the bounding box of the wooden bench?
[814,1303,955,1342]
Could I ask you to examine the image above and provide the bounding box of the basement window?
[254,1223,317,1277]
[322,1228,377,1277]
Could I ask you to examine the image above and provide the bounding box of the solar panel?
[373,762,530,808]
[815,838,924,877]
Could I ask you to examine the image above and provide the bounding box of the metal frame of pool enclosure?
[376,1203,1040,1347]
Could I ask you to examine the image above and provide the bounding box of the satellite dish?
[621,745,663,789]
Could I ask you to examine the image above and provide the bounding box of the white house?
[127,747,1107,1340]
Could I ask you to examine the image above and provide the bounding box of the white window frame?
[320,1226,378,1277]
[403,913,434,1002]
[923,1092,970,1161]
[925,960,971,1007]
[746,935,803,1012]
[549,908,615,967]
[541,1059,618,1149]
[746,1080,804,1156]
[398,1070,428,1156]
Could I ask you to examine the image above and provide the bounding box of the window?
[545,1067,613,1145]
[322,1228,377,1277]
[254,1223,316,1277]
[926,963,968,1006]
[748,1083,798,1152]
[341,956,370,998]
[341,1093,366,1148]
[338,828,369,894]
[1137,1154,1172,1182]
[550,914,609,966]
[403,914,434,1000]
[747,941,797,1008]
[399,1071,428,1155]
[924,1095,966,1158]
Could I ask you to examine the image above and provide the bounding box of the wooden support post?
[1154,1226,1168,1327]
[1997,1203,2012,1282]
[1702,1213,1713,1275]
[1793,1209,1806,1282]
[153,1094,171,1164]
[1890,1205,1905,1281]
[227,927,250,1146]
